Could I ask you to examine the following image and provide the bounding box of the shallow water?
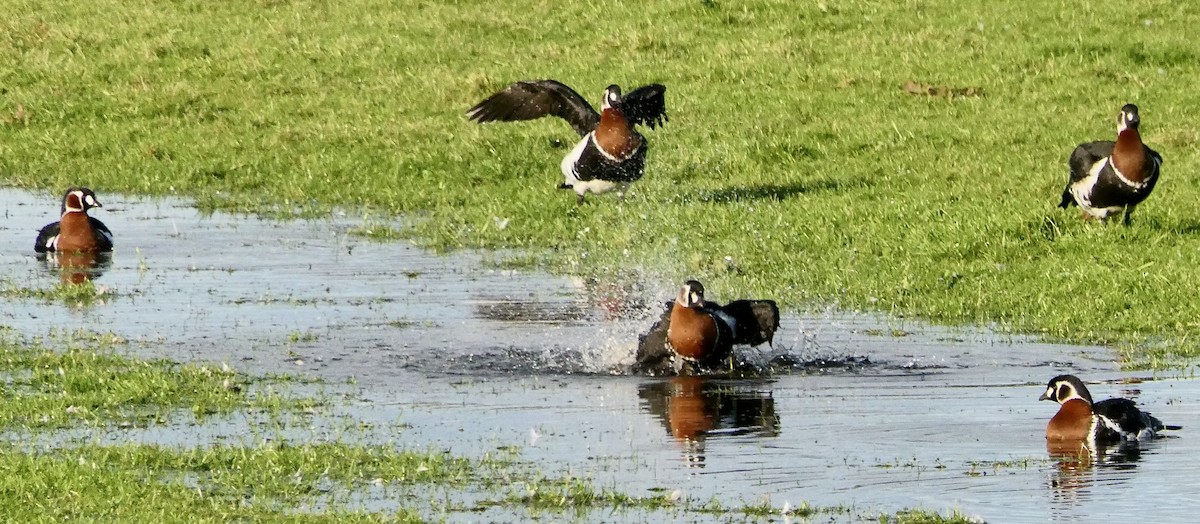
[2,188,1198,522]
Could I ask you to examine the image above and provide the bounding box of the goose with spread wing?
[467,80,667,204]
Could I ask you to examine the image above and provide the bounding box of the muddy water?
[2,188,1198,522]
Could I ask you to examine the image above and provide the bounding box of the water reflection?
[637,377,779,467]
[38,251,112,285]
[1046,438,1144,509]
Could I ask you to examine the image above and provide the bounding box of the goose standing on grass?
[467,80,667,204]
[1040,374,1179,445]
[34,187,113,254]
[1059,104,1162,226]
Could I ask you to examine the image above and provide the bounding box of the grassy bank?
[4,0,1199,364]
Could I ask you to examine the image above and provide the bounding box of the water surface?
[1,188,1196,522]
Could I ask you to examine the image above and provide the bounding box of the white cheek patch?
[85,195,97,206]
[1055,383,1085,403]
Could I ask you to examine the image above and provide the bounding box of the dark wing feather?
[720,300,780,347]
[1061,140,1113,208]
[1068,141,1113,184]
[90,217,114,251]
[465,80,599,137]
[1058,191,1076,209]
[703,312,736,367]
[620,84,668,129]
[34,222,60,253]
[1094,398,1163,434]
[633,302,675,375]
[1146,145,1163,172]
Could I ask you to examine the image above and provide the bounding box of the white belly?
[560,136,589,186]
[572,179,624,196]
[559,134,630,197]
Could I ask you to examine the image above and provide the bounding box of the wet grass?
[886,510,982,524]
[347,224,410,244]
[0,443,433,523]
[690,497,836,519]
[4,0,1199,366]
[967,457,1045,472]
[0,280,116,307]
[0,333,315,429]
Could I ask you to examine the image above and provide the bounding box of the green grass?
[884,509,982,524]
[347,223,410,243]
[0,333,315,429]
[689,497,836,518]
[1,4,1179,513]
[0,443,430,523]
[5,0,1200,365]
[0,280,115,307]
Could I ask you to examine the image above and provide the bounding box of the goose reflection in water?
[1046,438,1146,506]
[637,376,779,467]
[39,251,112,285]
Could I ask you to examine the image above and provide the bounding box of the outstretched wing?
[466,80,599,137]
[720,299,780,347]
[633,301,674,375]
[621,84,668,130]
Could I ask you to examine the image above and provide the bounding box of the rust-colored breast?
[1047,399,1093,442]
[594,108,642,159]
[55,212,98,253]
[666,377,715,441]
[1111,129,1148,182]
[668,302,718,361]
